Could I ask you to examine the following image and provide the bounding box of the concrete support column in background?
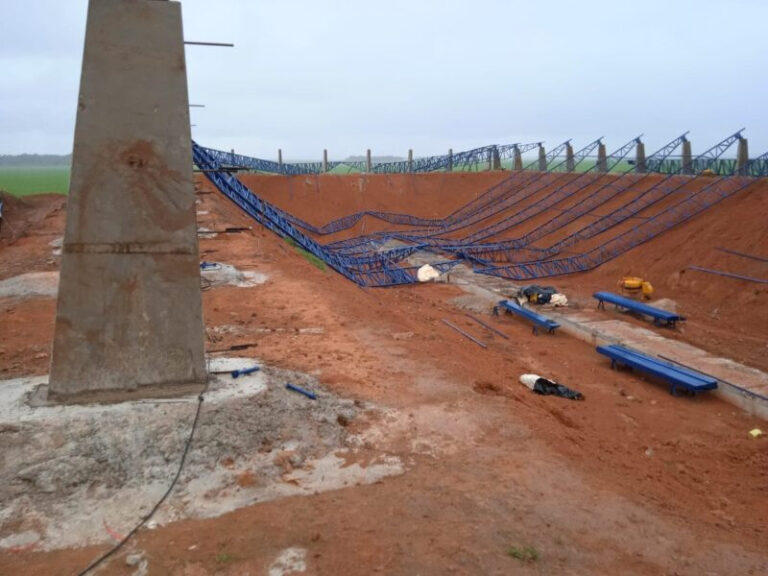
[635,141,646,173]
[448,148,453,172]
[538,144,547,172]
[596,142,608,172]
[513,145,523,170]
[682,139,693,174]
[322,149,328,173]
[408,149,413,172]
[278,149,283,170]
[737,137,749,175]
[366,149,372,173]
[565,143,575,172]
[490,146,501,171]
[49,0,206,401]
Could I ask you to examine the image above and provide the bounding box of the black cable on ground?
[77,386,207,576]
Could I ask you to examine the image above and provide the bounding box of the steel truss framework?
[194,131,766,288]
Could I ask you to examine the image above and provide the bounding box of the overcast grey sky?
[1,0,766,159]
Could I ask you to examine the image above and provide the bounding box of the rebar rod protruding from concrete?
[736,137,749,175]
[322,149,328,173]
[565,142,575,172]
[448,148,453,172]
[538,144,547,171]
[513,145,523,170]
[635,140,647,173]
[682,138,693,174]
[408,149,413,172]
[597,142,608,172]
[366,149,372,173]
[278,148,283,169]
[184,41,235,47]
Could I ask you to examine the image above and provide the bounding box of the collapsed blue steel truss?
[198,142,543,176]
[194,131,766,288]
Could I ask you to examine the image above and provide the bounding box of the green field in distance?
[0,166,70,196]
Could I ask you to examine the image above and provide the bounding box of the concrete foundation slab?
[48,0,206,401]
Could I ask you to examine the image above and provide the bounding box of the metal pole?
[441,319,487,349]
[687,266,768,284]
[464,314,509,339]
[184,41,235,47]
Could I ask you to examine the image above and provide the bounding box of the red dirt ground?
[0,174,766,575]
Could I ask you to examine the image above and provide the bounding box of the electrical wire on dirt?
[76,383,208,576]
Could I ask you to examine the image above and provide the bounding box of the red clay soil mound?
[0,192,67,244]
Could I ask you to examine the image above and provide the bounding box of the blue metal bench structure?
[593,291,685,327]
[493,299,560,335]
[596,344,717,395]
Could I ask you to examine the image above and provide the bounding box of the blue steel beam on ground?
[526,130,744,261]
[474,150,767,281]
[715,248,768,263]
[444,137,608,245]
[194,142,461,287]
[687,266,768,284]
[451,132,700,263]
[385,140,575,246]
[449,135,644,260]
[396,138,603,249]
[305,142,558,250]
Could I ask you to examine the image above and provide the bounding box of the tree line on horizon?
[0,154,72,167]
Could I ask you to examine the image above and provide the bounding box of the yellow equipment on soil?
[617,277,654,299]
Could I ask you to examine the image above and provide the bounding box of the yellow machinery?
[618,276,654,299]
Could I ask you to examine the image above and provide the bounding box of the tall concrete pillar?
[736,137,749,175]
[448,148,453,172]
[322,149,328,173]
[635,141,646,173]
[407,149,413,172]
[366,149,372,173]
[538,144,547,172]
[513,145,523,171]
[49,0,206,402]
[565,143,575,172]
[596,142,608,172]
[278,148,283,170]
[682,139,693,174]
[490,146,501,171]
